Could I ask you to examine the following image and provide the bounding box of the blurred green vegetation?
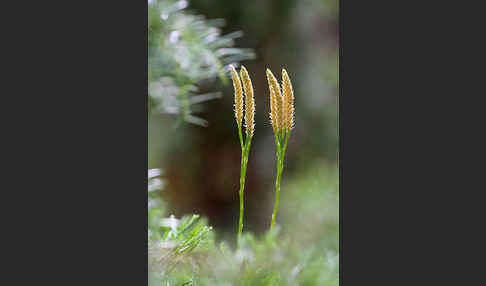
[148,0,255,126]
[149,160,338,285]
[148,0,338,283]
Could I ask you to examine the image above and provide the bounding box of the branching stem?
[237,126,252,247]
[270,130,291,231]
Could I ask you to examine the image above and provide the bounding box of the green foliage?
[148,213,214,284]
[148,163,339,286]
[148,168,166,241]
[148,0,255,126]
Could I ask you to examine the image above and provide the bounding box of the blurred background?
[149,0,338,243]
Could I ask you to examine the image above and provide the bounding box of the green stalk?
[270,153,282,231]
[270,130,291,231]
[282,130,291,161]
[237,130,252,247]
[237,124,244,150]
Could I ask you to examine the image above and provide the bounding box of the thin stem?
[274,131,281,157]
[270,129,291,231]
[270,131,282,231]
[282,130,291,162]
[270,153,282,231]
[237,134,252,247]
[237,123,244,150]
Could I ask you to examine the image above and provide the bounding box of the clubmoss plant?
[230,65,255,247]
[266,68,294,231]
